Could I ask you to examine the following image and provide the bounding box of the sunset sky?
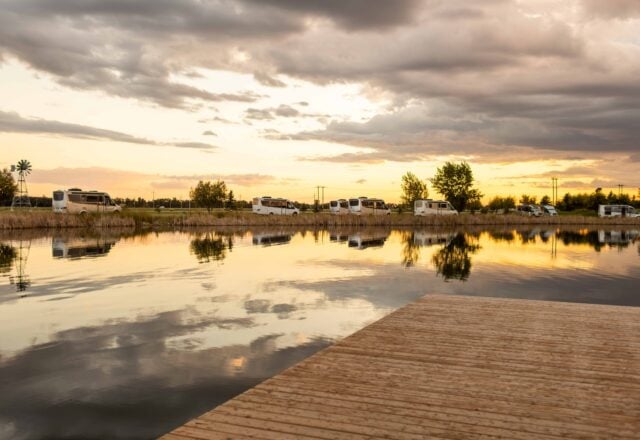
[1,0,639,203]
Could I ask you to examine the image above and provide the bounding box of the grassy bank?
[1,209,640,230]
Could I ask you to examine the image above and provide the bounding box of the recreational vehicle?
[252,197,299,215]
[329,199,350,215]
[414,199,458,216]
[52,189,121,214]
[516,204,542,217]
[348,197,391,215]
[541,205,558,216]
[598,205,639,218]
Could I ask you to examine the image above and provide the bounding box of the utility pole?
[551,177,558,205]
[618,184,623,198]
[314,186,325,211]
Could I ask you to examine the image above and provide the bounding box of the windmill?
[11,159,32,209]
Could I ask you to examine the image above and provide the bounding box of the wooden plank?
[161,295,640,439]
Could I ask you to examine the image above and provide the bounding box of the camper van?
[348,197,391,215]
[516,204,542,217]
[541,205,558,216]
[414,199,458,216]
[252,197,299,215]
[598,205,639,218]
[52,189,121,214]
[329,199,350,215]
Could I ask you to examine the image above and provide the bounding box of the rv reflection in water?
[52,237,117,259]
[412,231,456,247]
[347,231,390,250]
[252,232,293,246]
[598,230,640,244]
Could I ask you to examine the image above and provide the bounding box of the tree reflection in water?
[0,243,17,274]
[432,233,480,281]
[400,232,421,268]
[189,233,233,263]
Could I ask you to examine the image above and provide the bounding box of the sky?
[1,0,639,203]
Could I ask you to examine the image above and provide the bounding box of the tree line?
[400,162,639,212]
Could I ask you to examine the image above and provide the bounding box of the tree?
[540,195,551,205]
[430,161,482,212]
[487,196,515,212]
[519,194,537,205]
[190,180,228,212]
[226,190,236,210]
[0,168,17,205]
[400,172,428,208]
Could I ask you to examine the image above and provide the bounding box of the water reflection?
[0,243,16,273]
[347,230,389,250]
[1,226,639,439]
[432,233,481,281]
[190,233,233,262]
[52,236,117,259]
[252,231,292,246]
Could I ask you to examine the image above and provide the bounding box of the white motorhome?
[598,205,639,218]
[414,199,458,216]
[252,196,299,215]
[348,197,391,215]
[516,204,542,217]
[329,199,350,215]
[541,205,558,216]
[52,189,121,214]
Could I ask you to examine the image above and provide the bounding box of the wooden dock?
[161,294,640,439]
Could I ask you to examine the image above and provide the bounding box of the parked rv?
[252,196,299,215]
[516,204,542,216]
[541,205,558,216]
[329,199,350,215]
[414,199,458,216]
[598,205,639,218]
[52,189,121,214]
[348,197,391,215]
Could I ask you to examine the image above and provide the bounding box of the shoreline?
[1,210,640,230]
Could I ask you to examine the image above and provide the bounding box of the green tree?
[519,194,537,205]
[540,195,551,205]
[430,161,482,212]
[0,168,17,205]
[226,190,236,210]
[487,196,515,212]
[190,180,228,212]
[400,172,428,208]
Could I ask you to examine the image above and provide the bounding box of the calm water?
[0,226,639,439]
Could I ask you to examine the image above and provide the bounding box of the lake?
[0,226,638,439]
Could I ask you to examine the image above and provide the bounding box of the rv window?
[362,200,374,208]
[340,201,349,208]
[415,201,422,208]
[69,194,84,203]
[287,203,294,209]
[330,201,338,207]
[439,203,447,209]
[53,191,64,201]
[252,198,260,205]
[86,195,101,204]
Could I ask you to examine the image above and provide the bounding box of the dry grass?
[1,210,639,230]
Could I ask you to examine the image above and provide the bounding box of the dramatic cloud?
[1,0,640,166]
[0,111,216,151]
